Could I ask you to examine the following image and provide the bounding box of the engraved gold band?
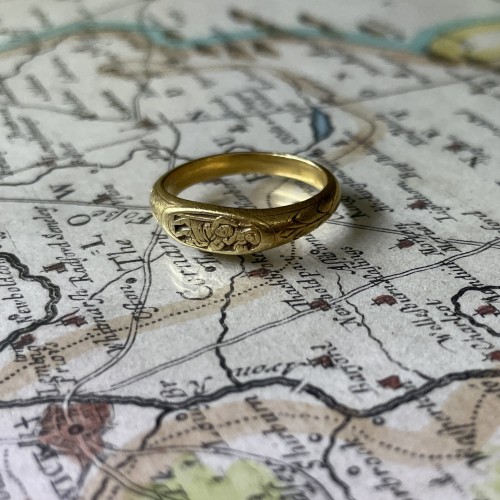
[150,152,341,255]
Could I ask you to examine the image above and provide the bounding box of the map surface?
[1,0,500,498]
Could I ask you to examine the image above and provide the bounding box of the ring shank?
[163,152,329,195]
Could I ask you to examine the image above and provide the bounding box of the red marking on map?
[38,403,112,465]
[476,304,498,317]
[247,268,270,278]
[445,142,464,152]
[137,117,157,130]
[12,334,35,349]
[372,295,397,306]
[396,239,415,249]
[309,299,331,311]
[310,355,334,368]
[43,263,67,273]
[489,351,500,362]
[408,200,428,210]
[378,375,402,389]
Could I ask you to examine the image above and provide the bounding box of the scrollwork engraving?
[277,197,335,241]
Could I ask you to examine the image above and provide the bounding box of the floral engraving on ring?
[168,214,262,253]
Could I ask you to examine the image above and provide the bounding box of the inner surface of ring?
[163,154,328,196]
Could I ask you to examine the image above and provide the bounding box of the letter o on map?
[67,214,91,226]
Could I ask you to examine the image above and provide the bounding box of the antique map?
[1,0,500,498]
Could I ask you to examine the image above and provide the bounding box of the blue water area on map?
[311,108,334,142]
[0,15,499,61]
[0,21,267,52]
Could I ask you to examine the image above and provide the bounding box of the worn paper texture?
[0,1,499,498]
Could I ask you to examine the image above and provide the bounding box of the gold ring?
[150,152,341,255]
